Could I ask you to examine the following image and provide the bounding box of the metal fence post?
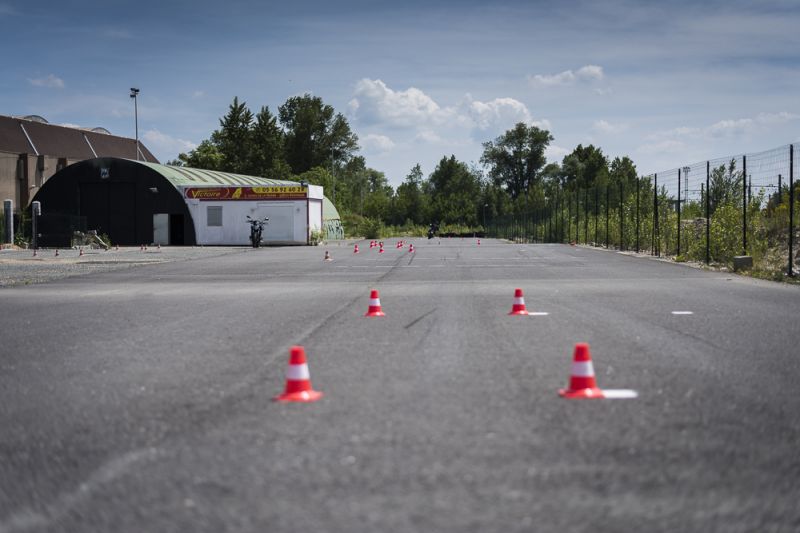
[677,168,682,256]
[636,177,640,253]
[790,145,795,276]
[706,161,710,264]
[594,185,599,245]
[619,180,624,250]
[743,154,748,255]
[584,187,589,243]
[605,183,610,248]
[654,173,659,256]
[3,199,13,245]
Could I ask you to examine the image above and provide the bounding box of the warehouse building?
[0,114,156,213]
[31,157,338,247]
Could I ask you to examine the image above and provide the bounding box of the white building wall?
[184,196,314,245]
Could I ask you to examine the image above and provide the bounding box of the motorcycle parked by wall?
[247,216,269,248]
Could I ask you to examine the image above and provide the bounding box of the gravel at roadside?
[0,247,246,287]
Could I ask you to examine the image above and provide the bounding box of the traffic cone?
[409,243,415,253]
[79,247,84,256]
[157,244,161,251]
[274,346,323,403]
[365,289,386,317]
[477,239,481,246]
[54,249,59,257]
[508,288,529,315]
[324,250,333,261]
[32,249,37,257]
[559,343,638,400]
[369,241,375,249]
[140,244,144,251]
[378,243,384,254]
[115,244,119,251]
[354,244,359,254]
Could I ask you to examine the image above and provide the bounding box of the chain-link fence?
[487,143,798,277]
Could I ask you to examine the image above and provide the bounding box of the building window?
[207,206,222,227]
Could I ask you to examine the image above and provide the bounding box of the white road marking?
[528,312,550,316]
[671,311,694,315]
[602,389,638,399]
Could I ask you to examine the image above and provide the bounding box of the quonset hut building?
[31,157,341,246]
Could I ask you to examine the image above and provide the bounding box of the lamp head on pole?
[130,88,139,99]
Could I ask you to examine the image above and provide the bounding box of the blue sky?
[2,0,799,187]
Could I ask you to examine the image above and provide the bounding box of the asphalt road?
[1,239,799,533]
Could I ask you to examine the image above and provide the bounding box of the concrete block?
[733,255,753,272]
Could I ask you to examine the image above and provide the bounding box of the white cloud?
[546,145,570,162]
[349,78,446,127]
[647,112,800,142]
[415,129,445,144]
[361,133,395,153]
[349,79,550,142]
[528,65,604,87]
[142,129,196,157]
[28,74,64,89]
[593,120,627,134]
[192,90,205,98]
[637,139,686,155]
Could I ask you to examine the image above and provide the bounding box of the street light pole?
[130,88,140,161]
[483,203,488,232]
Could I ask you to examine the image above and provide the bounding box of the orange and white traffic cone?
[365,289,386,317]
[324,250,333,261]
[378,243,384,254]
[354,244,359,254]
[558,343,637,400]
[408,243,415,253]
[508,288,529,315]
[54,249,59,257]
[274,346,323,403]
[477,239,481,245]
[369,241,375,249]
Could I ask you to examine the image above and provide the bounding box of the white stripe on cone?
[570,361,595,377]
[514,297,525,305]
[285,364,311,381]
[369,298,381,306]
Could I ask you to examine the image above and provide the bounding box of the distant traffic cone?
[508,288,529,315]
[378,243,384,254]
[54,249,59,257]
[115,244,119,251]
[408,243,415,253]
[79,247,84,256]
[354,244,359,254]
[32,249,37,257]
[369,241,375,249]
[558,343,638,400]
[477,239,481,246]
[365,289,386,317]
[140,244,144,251]
[157,244,161,251]
[274,346,323,403]
[324,250,333,261]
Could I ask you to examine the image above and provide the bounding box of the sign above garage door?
[184,186,307,201]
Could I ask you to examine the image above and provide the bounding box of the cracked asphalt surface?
[1,239,799,532]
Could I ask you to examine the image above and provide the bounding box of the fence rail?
[487,143,798,277]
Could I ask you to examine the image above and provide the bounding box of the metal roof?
[323,196,341,221]
[134,161,300,188]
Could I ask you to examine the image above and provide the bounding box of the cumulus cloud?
[637,139,687,155]
[349,79,550,142]
[647,112,800,143]
[349,78,447,127]
[142,129,196,157]
[593,120,627,134]
[528,65,604,87]
[28,74,64,89]
[361,133,395,153]
[546,145,570,162]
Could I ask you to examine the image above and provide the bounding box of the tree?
[279,94,359,175]
[480,122,553,200]
[560,144,609,189]
[705,159,743,215]
[251,105,290,180]
[394,164,428,225]
[609,156,638,189]
[212,96,255,174]
[176,140,224,170]
[428,156,482,225]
